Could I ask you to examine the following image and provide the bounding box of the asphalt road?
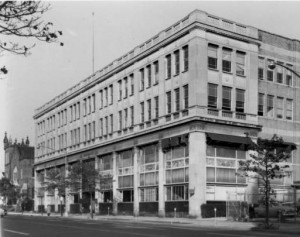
[0,215,298,237]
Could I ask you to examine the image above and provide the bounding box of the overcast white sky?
[2,0,300,172]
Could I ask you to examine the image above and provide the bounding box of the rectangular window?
[140,69,144,91]
[166,91,171,114]
[118,80,122,100]
[174,50,180,75]
[258,57,264,80]
[166,54,171,79]
[258,93,264,116]
[99,118,103,137]
[118,111,123,130]
[140,102,144,123]
[267,60,274,82]
[208,84,218,108]
[183,45,189,71]
[236,89,245,113]
[109,85,113,105]
[154,96,159,119]
[91,94,95,112]
[130,106,134,127]
[147,99,151,121]
[104,87,108,107]
[277,63,283,83]
[222,48,232,73]
[73,104,77,121]
[236,51,245,76]
[222,86,231,111]
[286,64,293,86]
[267,95,274,117]
[110,114,113,134]
[154,61,159,84]
[124,77,128,98]
[105,116,108,135]
[84,124,87,141]
[208,44,218,69]
[276,97,284,119]
[183,85,189,109]
[99,90,103,109]
[174,88,180,112]
[130,73,134,96]
[77,102,80,119]
[124,109,128,129]
[147,65,151,88]
[92,121,95,139]
[286,99,293,120]
[83,99,87,116]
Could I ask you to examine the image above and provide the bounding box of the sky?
[2,0,300,172]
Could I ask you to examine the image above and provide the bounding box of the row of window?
[208,83,245,113]
[258,94,293,120]
[70,102,81,123]
[166,85,189,115]
[139,61,159,92]
[165,45,189,79]
[259,58,293,86]
[208,44,246,76]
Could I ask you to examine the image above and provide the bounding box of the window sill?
[182,69,188,73]
[222,71,233,75]
[165,77,171,80]
[236,74,246,78]
[173,73,179,77]
[208,67,218,72]
[139,89,144,92]
[153,82,159,86]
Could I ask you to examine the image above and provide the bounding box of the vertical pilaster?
[95,156,100,214]
[43,169,48,209]
[158,141,165,217]
[64,160,69,215]
[133,146,139,216]
[189,127,206,218]
[112,151,118,215]
[34,169,39,212]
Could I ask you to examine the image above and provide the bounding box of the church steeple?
[3,132,8,149]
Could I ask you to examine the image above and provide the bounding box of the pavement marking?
[4,229,29,236]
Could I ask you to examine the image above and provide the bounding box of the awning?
[206,133,252,149]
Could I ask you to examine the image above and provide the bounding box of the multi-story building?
[3,132,34,209]
[33,10,299,217]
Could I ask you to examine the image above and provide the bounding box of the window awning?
[206,133,252,149]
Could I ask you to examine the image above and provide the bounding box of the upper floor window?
[154,96,159,119]
[174,88,180,112]
[174,50,180,75]
[99,90,103,109]
[154,61,159,84]
[118,80,122,100]
[208,44,218,70]
[140,102,145,123]
[222,48,232,73]
[147,99,151,121]
[130,73,134,96]
[286,99,293,120]
[267,95,274,117]
[109,85,113,105]
[124,109,128,129]
[183,45,189,71]
[91,94,95,113]
[235,89,245,113]
[118,111,123,130]
[165,54,171,79]
[236,51,245,76]
[286,64,293,86]
[222,86,231,111]
[140,69,145,91]
[110,114,113,134]
[276,97,284,119]
[104,87,108,106]
[267,60,274,82]
[83,99,87,116]
[208,83,218,108]
[166,91,171,114]
[124,77,128,99]
[258,57,264,80]
[147,65,151,88]
[130,106,134,127]
[276,63,283,84]
[183,85,189,109]
[258,93,264,116]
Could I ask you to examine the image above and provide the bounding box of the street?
[0,215,299,237]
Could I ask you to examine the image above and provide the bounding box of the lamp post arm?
[274,62,300,78]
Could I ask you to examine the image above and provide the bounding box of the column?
[189,129,206,218]
[94,156,100,214]
[34,169,39,212]
[64,161,69,216]
[133,146,139,216]
[43,169,48,212]
[158,141,165,217]
[112,151,118,215]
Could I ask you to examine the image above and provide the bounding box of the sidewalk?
[7,211,300,234]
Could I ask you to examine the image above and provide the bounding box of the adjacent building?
[33,10,300,217]
[3,132,34,208]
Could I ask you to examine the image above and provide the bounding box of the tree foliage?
[0,1,63,76]
[239,134,296,228]
[0,177,20,203]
